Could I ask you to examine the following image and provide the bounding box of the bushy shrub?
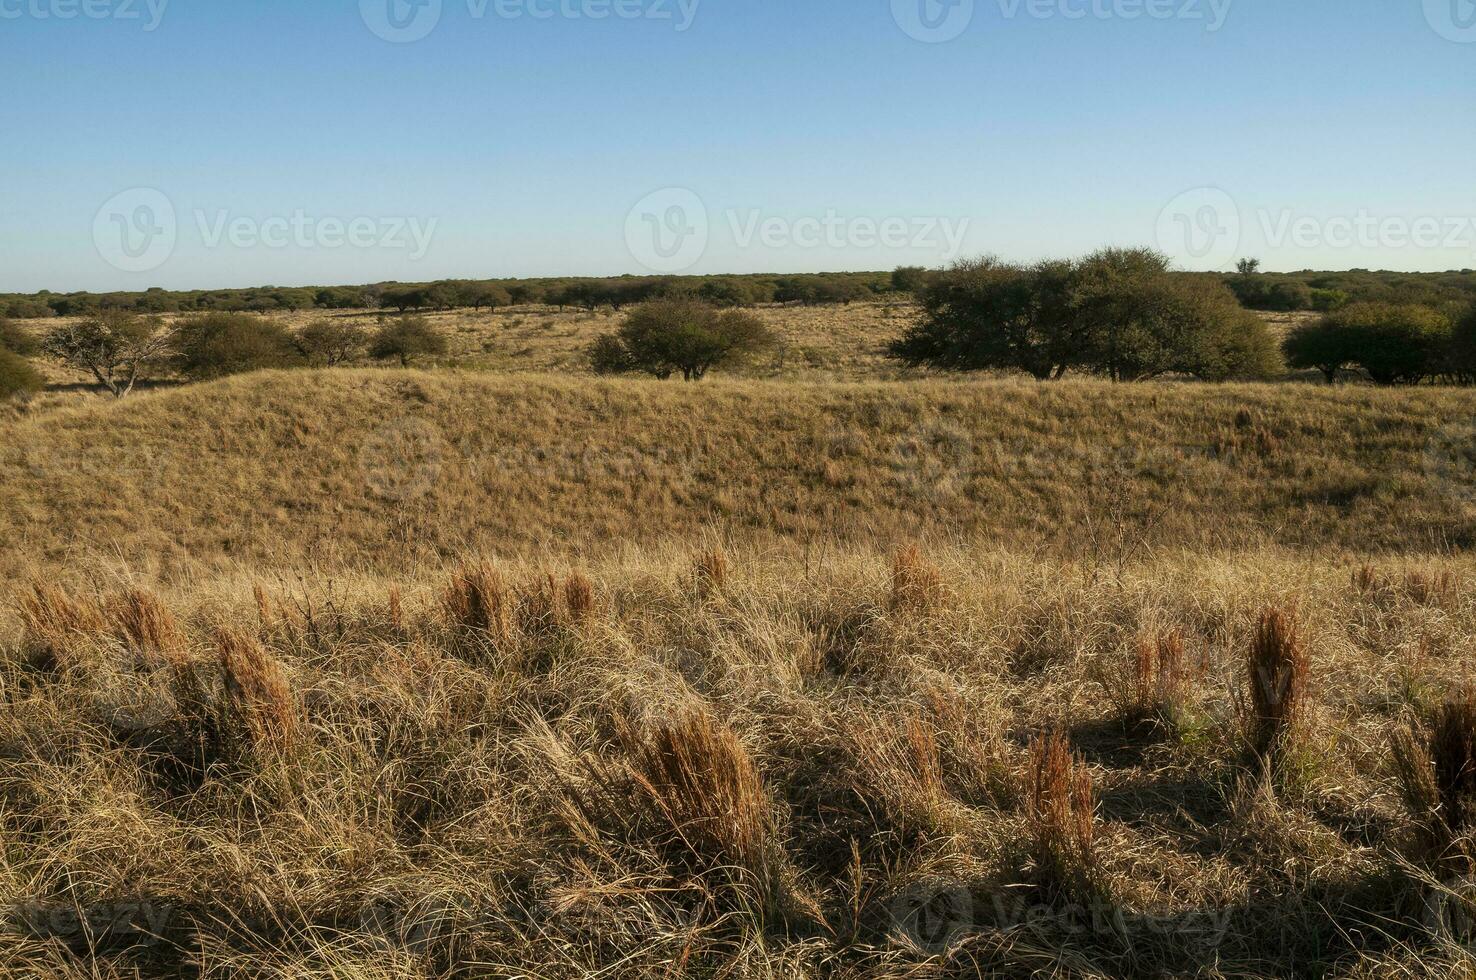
[589,299,774,381]
[371,316,447,367]
[0,318,38,356]
[0,346,43,400]
[173,313,304,380]
[894,250,1280,382]
[296,319,367,366]
[1287,302,1446,386]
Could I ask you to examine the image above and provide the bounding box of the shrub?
[1314,302,1452,385]
[591,299,774,381]
[174,313,303,380]
[0,346,42,400]
[43,311,171,397]
[1243,607,1309,763]
[1025,731,1098,897]
[1447,303,1476,383]
[371,316,447,367]
[891,265,931,295]
[296,319,367,366]
[0,317,38,356]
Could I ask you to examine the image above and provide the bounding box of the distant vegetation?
[891,249,1283,382]
[0,271,896,319]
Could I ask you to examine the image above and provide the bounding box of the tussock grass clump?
[891,545,942,614]
[618,706,796,918]
[694,548,729,597]
[442,562,512,645]
[1025,730,1099,898]
[18,583,105,668]
[1104,629,1192,731]
[564,572,595,621]
[215,628,299,757]
[107,588,187,662]
[1393,689,1476,870]
[1404,568,1458,607]
[1243,606,1309,764]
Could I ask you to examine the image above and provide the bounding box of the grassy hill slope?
[3,370,1474,582]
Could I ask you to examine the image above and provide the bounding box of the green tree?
[591,299,774,381]
[890,257,1081,380]
[43,311,171,398]
[1322,302,1450,385]
[173,313,304,380]
[371,316,448,367]
[460,283,513,311]
[1283,318,1356,383]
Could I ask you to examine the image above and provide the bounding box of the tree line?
[0,272,894,320]
[0,312,452,400]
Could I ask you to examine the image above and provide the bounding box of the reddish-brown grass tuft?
[694,548,729,597]
[106,589,187,665]
[891,545,942,614]
[1026,730,1098,897]
[621,706,782,905]
[1393,690,1476,871]
[563,572,595,621]
[1245,606,1309,762]
[516,573,560,640]
[443,562,511,645]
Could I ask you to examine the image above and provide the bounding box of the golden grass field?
[4,302,1476,979]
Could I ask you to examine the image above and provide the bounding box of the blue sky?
[1,0,1472,292]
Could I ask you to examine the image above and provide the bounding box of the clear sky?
[1,0,1473,292]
